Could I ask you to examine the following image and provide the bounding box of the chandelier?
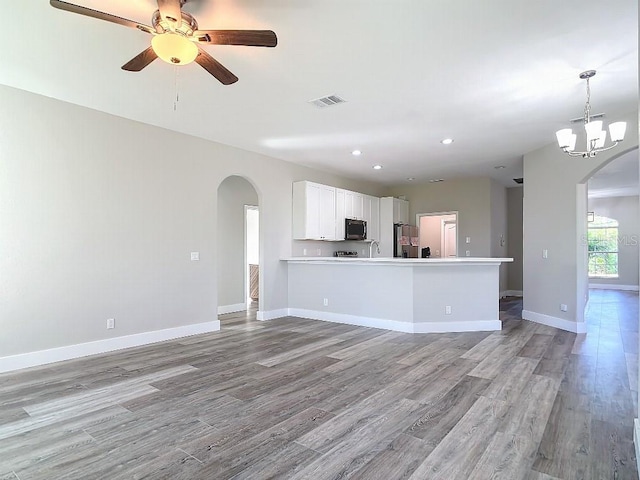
[555,70,626,158]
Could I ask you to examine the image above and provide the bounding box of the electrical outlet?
[543,249,548,259]
[106,318,115,329]
[317,248,322,256]
[466,237,471,244]
[323,298,329,306]
[445,306,452,315]
[190,252,200,261]
[303,248,307,256]
[560,304,568,312]
[465,250,470,256]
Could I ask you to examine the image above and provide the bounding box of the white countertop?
[283,257,513,265]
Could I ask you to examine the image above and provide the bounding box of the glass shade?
[609,122,627,142]
[556,129,574,149]
[567,133,577,151]
[594,131,607,149]
[584,121,603,142]
[151,34,198,65]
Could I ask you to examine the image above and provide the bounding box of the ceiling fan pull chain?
[174,65,179,111]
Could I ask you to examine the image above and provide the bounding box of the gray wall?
[490,179,508,293]
[0,85,384,358]
[217,176,258,308]
[386,177,493,257]
[506,187,524,292]
[587,195,639,288]
[523,111,638,326]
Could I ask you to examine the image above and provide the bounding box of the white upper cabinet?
[393,198,410,224]
[364,195,380,241]
[345,190,364,220]
[292,181,336,240]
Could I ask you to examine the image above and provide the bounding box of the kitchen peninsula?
[283,257,512,333]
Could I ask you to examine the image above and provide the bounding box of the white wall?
[522,111,638,331]
[0,85,383,359]
[217,176,258,308]
[420,216,443,257]
[587,195,639,288]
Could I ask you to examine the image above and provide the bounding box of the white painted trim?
[590,283,639,291]
[256,309,289,321]
[288,308,415,332]
[413,320,501,333]
[522,310,586,334]
[0,320,220,374]
[288,308,501,333]
[501,290,523,297]
[635,419,640,480]
[217,303,247,315]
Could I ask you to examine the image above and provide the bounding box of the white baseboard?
[501,290,523,298]
[288,308,415,332]
[256,309,289,321]
[635,419,640,479]
[522,310,586,334]
[413,320,502,333]
[590,283,639,291]
[288,308,501,333]
[0,320,220,374]
[217,303,246,315]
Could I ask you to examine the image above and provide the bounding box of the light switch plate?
[191,252,200,261]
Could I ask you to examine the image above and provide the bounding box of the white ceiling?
[1,0,637,187]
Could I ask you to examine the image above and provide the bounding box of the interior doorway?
[245,205,259,307]
[416,211,458,258]
[217,176,259,316]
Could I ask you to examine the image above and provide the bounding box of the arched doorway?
[216,175,260,320]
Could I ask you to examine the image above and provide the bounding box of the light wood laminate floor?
[0,291,637,479]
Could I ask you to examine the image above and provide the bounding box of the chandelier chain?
[583,77,591,125]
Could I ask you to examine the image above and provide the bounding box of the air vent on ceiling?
[308,94,347,108]
[513,178,523,184]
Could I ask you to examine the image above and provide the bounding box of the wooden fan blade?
[49,0,154,33]
[122,47,158,72]
[195,47,238,85]
[194,30,277,47]
[157,0,183,27]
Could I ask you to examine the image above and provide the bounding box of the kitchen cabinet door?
[292,181,336,240]
[335,188,346,240]
[365,195,380,241]
[393,198,410,224]
[345,191,364,220]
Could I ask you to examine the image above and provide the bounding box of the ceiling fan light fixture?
[151,33,198,65]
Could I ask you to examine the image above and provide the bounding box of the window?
[588,215,618,277]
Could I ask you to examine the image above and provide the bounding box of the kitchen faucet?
[369,240,380,258]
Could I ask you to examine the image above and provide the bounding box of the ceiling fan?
[49,0,277,85]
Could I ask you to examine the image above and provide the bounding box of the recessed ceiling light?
[494,165,506,169]
[441,138,454,145]
[429,178,444,183]
[373,165,382,170]
[406,177,415,181]
[351,150,362,156]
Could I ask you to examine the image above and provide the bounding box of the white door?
[443,222,457,257]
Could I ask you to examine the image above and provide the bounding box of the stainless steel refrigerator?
[394,224,419,258]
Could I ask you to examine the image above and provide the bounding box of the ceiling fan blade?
[157,0,183,28]
[195,47,238,85]
[122,47,158,72]
[49,0,154,33]
[194,30,278,47]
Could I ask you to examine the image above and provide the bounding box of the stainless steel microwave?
[345,218,367,240]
